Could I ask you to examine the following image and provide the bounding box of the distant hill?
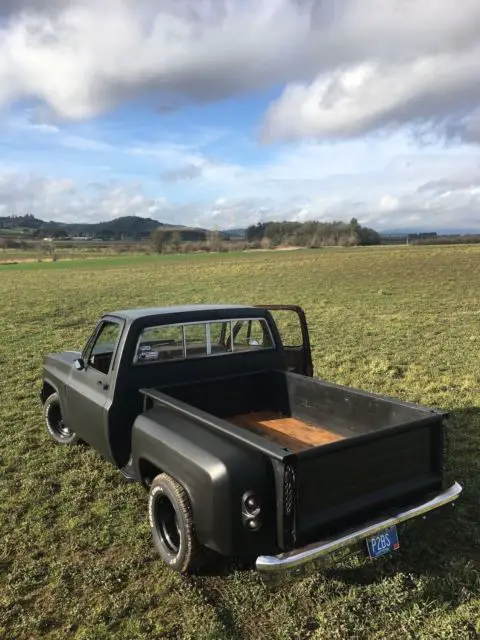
[4,215,477,245]
[0,214,207,241]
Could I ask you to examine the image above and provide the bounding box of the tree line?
[245,218,380,247]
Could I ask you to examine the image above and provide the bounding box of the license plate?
[366,525,400,559]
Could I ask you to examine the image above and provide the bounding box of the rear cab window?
[134,317,275,364]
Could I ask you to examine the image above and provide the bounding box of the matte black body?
[41,304,447,559]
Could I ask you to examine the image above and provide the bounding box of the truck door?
[258,305,314,377]
[65,318,124,462]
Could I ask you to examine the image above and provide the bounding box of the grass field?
[0,246,146,264]
[0,245,479,639]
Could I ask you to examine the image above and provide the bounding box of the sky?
[1,0,480,231]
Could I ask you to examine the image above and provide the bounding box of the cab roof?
[108,304,257,321]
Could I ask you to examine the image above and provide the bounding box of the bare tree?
[171,231,182,253]
[208,230,222,252]
[151,228,167,254]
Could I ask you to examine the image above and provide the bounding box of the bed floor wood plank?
[229,411,344,453]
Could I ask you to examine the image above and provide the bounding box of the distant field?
[0,245,479,639]
[0,244,247,265]
[0,245,144,264]
[0,227,30,235]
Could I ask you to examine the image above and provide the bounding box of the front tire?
[148,473,205,573]
[43,392,79,445]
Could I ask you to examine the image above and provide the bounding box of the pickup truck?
[40,304,462,583]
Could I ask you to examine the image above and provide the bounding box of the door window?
[266,310,303,347]
[259,306,313,376]
[87,321,122,374]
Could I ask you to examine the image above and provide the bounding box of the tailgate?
[282,415,445,548]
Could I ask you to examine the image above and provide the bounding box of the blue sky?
[1,1,480,231]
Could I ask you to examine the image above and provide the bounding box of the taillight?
[242,491,262,531]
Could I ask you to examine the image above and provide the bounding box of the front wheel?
[148,473,206,573]
[43,392,79,445]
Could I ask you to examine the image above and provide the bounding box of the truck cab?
[41,304,311,466]
[40,304,461,582]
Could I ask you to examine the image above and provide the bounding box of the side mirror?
[74,358,85,371]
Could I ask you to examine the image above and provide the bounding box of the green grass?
[0,227,31,235]
[0,247,147,264]
[0,245,479,639]
[0,249,265,270]
[0,248,274,269]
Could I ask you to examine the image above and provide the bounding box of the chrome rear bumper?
[256,482,462,584]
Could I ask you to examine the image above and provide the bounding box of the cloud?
[2,152,480,232]
[0,170,167,222]
[271,0,480,142]
[0,1,479,143]
[262,49,480,142]
[417,175,480,196]
[177,183,480,231]
[444,109,480,145]
[0,172,74,216]
[0,1,65,16]
[160,164,204,183]
[0,0,311,120]
[5,108,60,134]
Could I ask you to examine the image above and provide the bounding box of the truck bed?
[144,368,445,547]
[229,411,344,452]
[151,368,436,449]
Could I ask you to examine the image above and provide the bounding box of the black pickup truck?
[40,304,461,583]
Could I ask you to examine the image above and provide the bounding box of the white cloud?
[263,49,480,141]
[0,0,311,120]
[160,164,204,183]
[2,143,480,232]
[2,112,479,231]
[378,196,400,213]
[0,0,479,144]
[0,170,167,222]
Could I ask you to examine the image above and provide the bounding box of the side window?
[209,322,230,354]
[232,319,273,350]
[134,318,275,364]
[87,321,122,375]
[136,325,184,362]
[185,323,207,357]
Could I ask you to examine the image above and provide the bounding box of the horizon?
[1,1,480,232]
[2,212,479,237]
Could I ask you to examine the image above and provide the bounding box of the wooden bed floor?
[229,411,344,453]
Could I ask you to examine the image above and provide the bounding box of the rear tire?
[43,392,79,445]
[148,473,206,573]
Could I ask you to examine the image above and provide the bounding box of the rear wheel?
[148,473,206,573]
[43,392,79,445]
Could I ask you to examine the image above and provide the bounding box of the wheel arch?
[138,457,164,489]
[41,379,58,404]
[41,379,69,429]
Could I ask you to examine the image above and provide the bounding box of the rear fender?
[132,406,276,556]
